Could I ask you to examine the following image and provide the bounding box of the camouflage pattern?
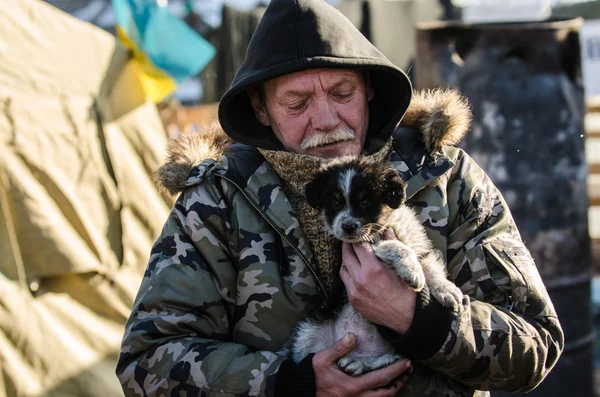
[117,128,563,396]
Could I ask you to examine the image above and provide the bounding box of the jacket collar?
[213,127,454,237]
[390,127,455,201]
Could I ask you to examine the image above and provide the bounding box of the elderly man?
[116,0,563,396]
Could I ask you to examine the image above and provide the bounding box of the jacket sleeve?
[116,178,287,397]
[397,151,564,392]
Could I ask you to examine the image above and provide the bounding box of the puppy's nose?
[342,220,359,234]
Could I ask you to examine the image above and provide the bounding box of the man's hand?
[313,333,412,397]
[340,230,417,334]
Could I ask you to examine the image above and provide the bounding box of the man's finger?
[352,242,377,269]
[340,269,357,297]
[364,375,408,397]
[381,368,413,391]
[356,359,412,390]
[322,333,357,363]
[342,241,360,272]
[363,382,402,397]
[383,228,396,241]
[340,264,350,281]
[342,241,353,256]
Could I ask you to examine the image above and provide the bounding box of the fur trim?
[153,121,233,195]
[154,89,471,194]
[400,89,472,154]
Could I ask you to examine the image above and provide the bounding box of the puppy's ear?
[305,172,327,209]
[382,169,406,209]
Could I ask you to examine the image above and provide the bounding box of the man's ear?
[305,172,328,210]
[364,71,374,102]
[247,87,271,127]
[382,169,406,209]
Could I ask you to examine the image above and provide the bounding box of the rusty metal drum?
[415,18,593,397]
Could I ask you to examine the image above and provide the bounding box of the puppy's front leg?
[421,252,463,310]
[373,240,425,291]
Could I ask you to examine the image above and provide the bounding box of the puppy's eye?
[332,200,342,210]
[359,199,371,209]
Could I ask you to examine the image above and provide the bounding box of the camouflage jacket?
[117,93,563,397]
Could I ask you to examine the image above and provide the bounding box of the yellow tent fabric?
[0,0,171,395]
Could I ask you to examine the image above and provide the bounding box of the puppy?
[290,156,462,375]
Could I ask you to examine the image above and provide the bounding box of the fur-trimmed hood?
[400,89,472,154]
[218,0,412,151]
[155,89,472,195]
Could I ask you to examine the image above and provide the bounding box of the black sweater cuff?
[274,354,316,397]
[377,284,455,360]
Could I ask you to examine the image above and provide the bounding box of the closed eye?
[332,92,353,101]
[288,102,307,111]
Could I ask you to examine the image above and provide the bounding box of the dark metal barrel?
[415,18,593,397]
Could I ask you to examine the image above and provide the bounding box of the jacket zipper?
[484,249,515,312]
[215,174,329,302]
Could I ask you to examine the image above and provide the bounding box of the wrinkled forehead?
[264,68,365,100]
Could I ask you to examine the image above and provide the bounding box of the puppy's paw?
[337,356,366,376]
[362,354,403,372]
[373,241,425,291]
[430,284,463,310]
[401,267,426,291]
[337,354,403,376]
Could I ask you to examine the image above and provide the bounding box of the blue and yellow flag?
[112,0,215,102]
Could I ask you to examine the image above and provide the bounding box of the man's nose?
[311,99,339,131]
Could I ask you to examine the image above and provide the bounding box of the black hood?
[218,0,413,152]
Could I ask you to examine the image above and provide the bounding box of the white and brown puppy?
[290,156,462,375]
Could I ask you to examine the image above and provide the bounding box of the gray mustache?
[300,128,356,150]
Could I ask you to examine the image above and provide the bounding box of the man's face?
[250,69,374,158]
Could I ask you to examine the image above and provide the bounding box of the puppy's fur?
[290,156,462,375]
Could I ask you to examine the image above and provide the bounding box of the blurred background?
[1,0,599,395]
